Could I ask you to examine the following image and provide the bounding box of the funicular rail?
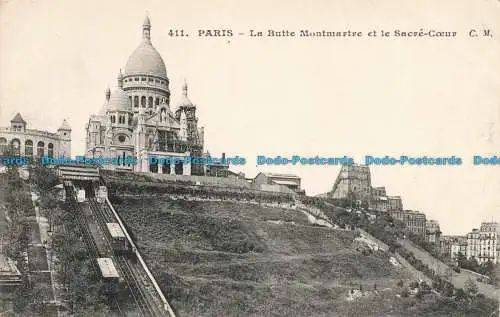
[87,198,157,317]
[64,186,126,316]
[103,197,177,317]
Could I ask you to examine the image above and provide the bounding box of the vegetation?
[29,161,59,192]
[31,164,110,315]
[1,165,47,316]
[455,252,498,285]
[100,176,499,317]
[0,163,111,316]
[106,178,294,205]
[302,196,500,317]
[116,196,413,317]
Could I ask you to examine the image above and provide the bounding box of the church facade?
[85,16,204,175]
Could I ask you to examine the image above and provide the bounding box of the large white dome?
[125,41,167,78]
[124,16,167,79]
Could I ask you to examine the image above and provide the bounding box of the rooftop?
[97,258,119,278]
[0,254,21,277]
[10,113,26,124]
[387,196,401,200]
[262,172,300,179]
[272,179,299,186]
[106,223,125,238]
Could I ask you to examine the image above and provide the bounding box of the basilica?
[85,16,204,175]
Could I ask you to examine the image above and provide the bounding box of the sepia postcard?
[0,0,499,316]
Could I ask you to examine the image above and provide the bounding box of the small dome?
[107,88,131,112]
[98,103,108,116]
[99,87,111,116]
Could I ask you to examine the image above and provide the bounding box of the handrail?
[105,197,176,317]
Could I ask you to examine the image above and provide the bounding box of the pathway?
[398,238,499,300]
[30,192,60,317]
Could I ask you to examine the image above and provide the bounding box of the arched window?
[141,96,146,107]
[37,141,45,157]
[148,97,154,107]
[25,140,33,156]
[129,96,132,106]
[134,96,139,107]
[111,115,116,123]
[10,139,20,156]
[149,160,158,173]
[162,161,170,174]
[48,143,54,158]
[155,97,160,106]
[175,161,183,175]
[0,138,8,154]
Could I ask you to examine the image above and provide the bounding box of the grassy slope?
[0,175,8,232]
[115,197,419,317]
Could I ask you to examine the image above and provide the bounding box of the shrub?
[400,287,410,298]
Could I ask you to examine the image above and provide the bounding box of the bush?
[400,287,410,298]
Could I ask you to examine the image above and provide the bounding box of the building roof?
[314,192,329,198]
[10,113,26,124]
[107,87,131,112]
[262,172,300,180]
[58,119,71,131]
[106,223,125,238]
[272,179,299,186]
[0,254,17,273]
[143,15,151,28]
[177,81,195,108]
[96,258,119,278]
[125,17,167,79]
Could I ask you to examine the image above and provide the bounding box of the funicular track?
[64,186,124,315]
[65,185,157,317]
[88,197,158,317]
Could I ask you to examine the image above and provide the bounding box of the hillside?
[114,196,421,317]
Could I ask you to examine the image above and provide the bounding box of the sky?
[1,0,499,235]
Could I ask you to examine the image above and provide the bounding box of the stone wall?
[329,164,372,202]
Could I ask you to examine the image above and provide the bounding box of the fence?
[105,197,176,317]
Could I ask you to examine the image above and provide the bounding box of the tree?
[400,287,410,298]
[464,278,479,296]
[454,288,468,303]
[361,200,369,210]
[443,282,454,297]
[39,192,62,231]
[29,163,59,193]
[6,165,23,190]
[27,286,51,315]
